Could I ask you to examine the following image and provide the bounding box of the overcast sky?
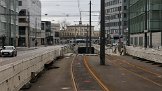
[40,0,100,30]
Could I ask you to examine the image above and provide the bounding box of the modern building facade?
[128,0,162,48]
[41,21,53,45]
[18,0,41,47]
[0,0,18,46]
[105,0,127,44]
[51,23,60,45]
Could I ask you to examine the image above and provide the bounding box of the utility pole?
[13,0,16,47]
[2,35,6,49]
[35,18,38,47]
[127,0,130,46]
[75,24,76,41]
[89,0,92,54]
[86,24,89,53]
[100,0,105,65]
[119,6,121,44]
[28,11,30,48]
[6,0,11,46]
[144,0,148,48]
[149,4,152,48]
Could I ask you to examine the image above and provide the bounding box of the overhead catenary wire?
[0,13,99,17]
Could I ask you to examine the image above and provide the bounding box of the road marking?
[83,56,110,91]
[71,55,78,91]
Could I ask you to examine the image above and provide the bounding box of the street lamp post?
[34,17,38,47]
[127,0,130,46]
[27,11,30,48]
[144,0,148,48]
[89,0,92,54]
[2,35,6,49]
[44,14,48,46]
[118,6,122,46]
[86,24,89,53]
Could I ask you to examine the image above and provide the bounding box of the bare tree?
[60,19,70,30]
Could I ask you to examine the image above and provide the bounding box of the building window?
[124,21,127,26]
[118,6,121,11]
[19,18,26,23]
[18,1,22,6]
[130,37,133,45]
[124,13,127,18]
[19,26,26,35]
[134,37,138,46]
[124,6,127,10]
[139,37,143,46]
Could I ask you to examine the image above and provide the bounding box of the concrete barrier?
[0,46,69,91]
[126,46,162,63]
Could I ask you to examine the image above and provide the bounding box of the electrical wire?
[0,13,99,17]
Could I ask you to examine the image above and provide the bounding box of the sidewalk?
[16,47,37,51]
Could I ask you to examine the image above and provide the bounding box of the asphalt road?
[0,46,62,66]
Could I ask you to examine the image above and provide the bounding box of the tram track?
[83,55,110,91]
[71,54,109,91]
[71,54,78,91]
[106,55,162,87]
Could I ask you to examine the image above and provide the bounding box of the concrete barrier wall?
[126,46,162,63]
[0,46,69,91]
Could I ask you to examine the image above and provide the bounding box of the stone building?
[60,24,99,43]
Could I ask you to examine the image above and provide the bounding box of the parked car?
[0,46,17,57]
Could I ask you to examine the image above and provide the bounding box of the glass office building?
[128,0,162,48]
[0,0,18,46]
[105,0,128,45]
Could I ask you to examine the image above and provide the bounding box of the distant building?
[105,0,127,44]
[40,22,46,45]
[0,0,18,46]
[18,0,41,47]
[60,24,99,43]
[128,0,162,48]
[41,21,53,45]
[51,23,60,45]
